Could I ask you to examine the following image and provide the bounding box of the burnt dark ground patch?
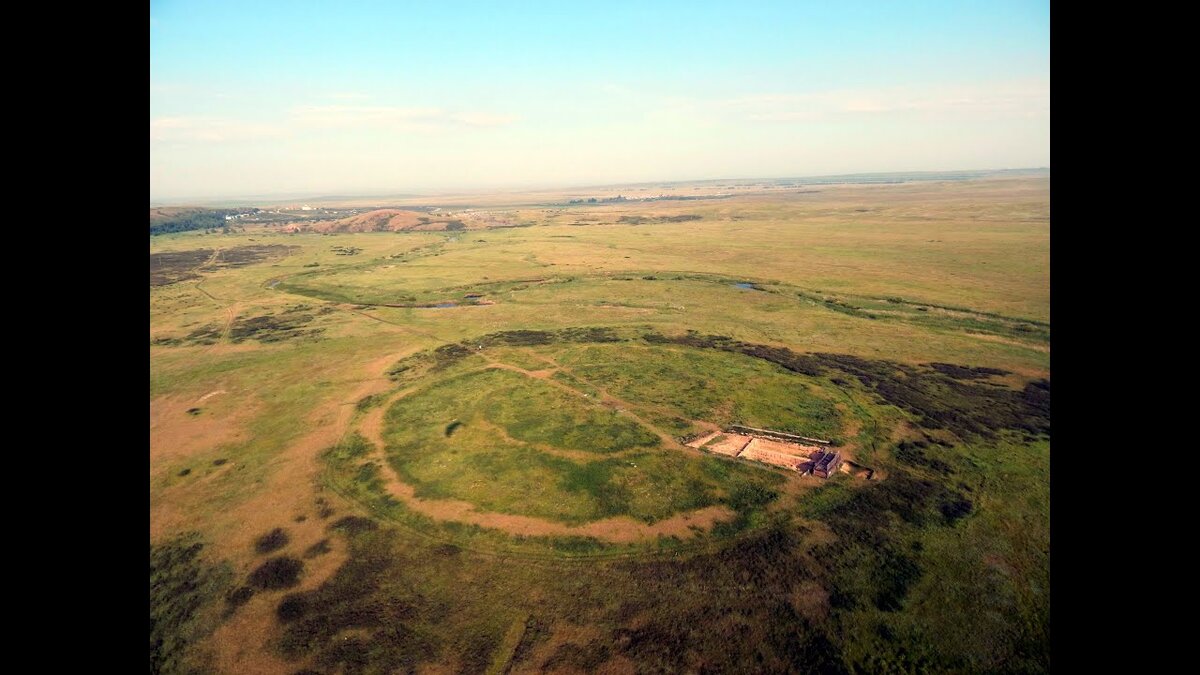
[810,352,1050,439]
[248,557,304,590]
[303,539,332,559]
[254,528,290,554]
[184,324,222,345]
[225,586,255,614]
[277,529,437,672]
[388,327,624,379]
[150,245,297,287]
[505,616,552,671]
[229,305,326,343]
[330,515,378,535]
[290,517,844,672]
[315,496,335,519]
[639,330,1050,440]
[277,594,310,623]
[150,249,213,286]
[207,245,299,269]
[927,362,1010,380]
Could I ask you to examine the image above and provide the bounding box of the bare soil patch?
[149,394,256,471]
[743,437,822,457]
[704,433,752,457]
[194,350,406,674]
[841,460,876,480]
[739,439,812,471]
[197,389,227,403]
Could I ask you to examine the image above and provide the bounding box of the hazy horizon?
[151,1,1049,202]
[149,167,1049,207]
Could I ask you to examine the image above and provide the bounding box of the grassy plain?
[150,175,1049,673]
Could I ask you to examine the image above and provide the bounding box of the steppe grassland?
[150,177,1049,673]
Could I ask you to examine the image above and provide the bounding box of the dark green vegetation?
[150,534,232,675]
[149,208,259,235]
[617,214,703,224]
[354,392,387,412]
[794,289,1051,342]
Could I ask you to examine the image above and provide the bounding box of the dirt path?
[485,361,558,379]
[187,248,246,348]
[342,304,449,343]
[199,350,409,675]
[963,330,1051,354]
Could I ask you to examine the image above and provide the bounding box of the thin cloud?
[150,117,287,142]
[289,105,519,130]
[150,105,519,143]
[448,111,520,127]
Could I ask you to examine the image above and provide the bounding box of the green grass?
[381,367,773,525]
[150,534,233,675]
[555,343,849,440]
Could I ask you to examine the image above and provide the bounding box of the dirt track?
[196,351,406,675]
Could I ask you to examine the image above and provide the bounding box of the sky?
[150,1,1049,202]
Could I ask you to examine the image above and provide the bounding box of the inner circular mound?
[379,340,866,528]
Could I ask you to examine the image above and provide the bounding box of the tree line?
[149,208,259,236]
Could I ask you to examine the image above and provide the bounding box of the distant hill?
[285,209,467,233]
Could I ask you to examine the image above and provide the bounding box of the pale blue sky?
[150,1,1049,201]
